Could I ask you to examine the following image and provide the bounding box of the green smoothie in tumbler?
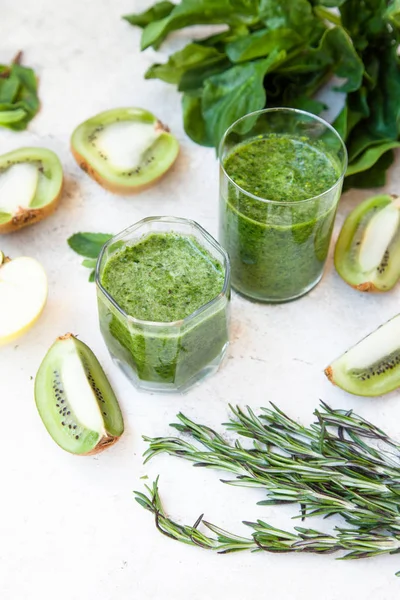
[219,110,346,303]
[98,231,229,390]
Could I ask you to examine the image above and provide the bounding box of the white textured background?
[1,1,400,598]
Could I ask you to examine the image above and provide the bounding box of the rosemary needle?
[135,402,400,571]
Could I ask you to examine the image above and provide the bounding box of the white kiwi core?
[95,121,161,171]
[340,315,400,369]
[0,163,39,214]
[60,340,106,433]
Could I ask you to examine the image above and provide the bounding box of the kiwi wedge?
[71,107,179,194]
[0,147,63,234]
[35,334,124,455]
[335,194,400,292]
[325,314,400,397]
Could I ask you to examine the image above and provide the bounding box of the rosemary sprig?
[142,402,400,529]
[135,478,400,561]
[136,403,400,570]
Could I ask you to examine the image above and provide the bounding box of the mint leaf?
[82,258,98,269]
[68,232,112,259]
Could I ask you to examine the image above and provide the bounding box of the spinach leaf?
[123,2,175,28]
[343,150,395,191]
[278,27,363,93]
[139,0,261,50]
[203,50,287,147]
[182,93,213,146]
[226,28,302,63]
[126,0,400,189]
[259,0,322,40]
[146,44,226,84]
[68,232,113,259]
[346,141,400,176]
[0,54,39,130]
[179,56,231,92]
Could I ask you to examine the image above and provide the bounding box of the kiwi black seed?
[71,107,179,194]
[0,147,63,235]
[325,314,400,397]
[335,194,400,292]
[35,334,124,455]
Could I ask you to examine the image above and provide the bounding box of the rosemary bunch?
[135,403,400,570]
[142,403,400,530]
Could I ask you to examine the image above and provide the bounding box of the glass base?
[109,340,229,394]
[232,273,324,304]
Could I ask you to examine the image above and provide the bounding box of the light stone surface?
[2,1,400,598]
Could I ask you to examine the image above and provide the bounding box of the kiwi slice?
[0,147,63,234]
[71,107,179,194]
[335,194,400,292]
[325,314,400,397]
[35,334,124,455]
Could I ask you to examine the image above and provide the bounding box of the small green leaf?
[68,232,113,259]
[82,258,97,269]
[88,270,96,283]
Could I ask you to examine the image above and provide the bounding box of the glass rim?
[96,215,230,329]
[218,107,348,206]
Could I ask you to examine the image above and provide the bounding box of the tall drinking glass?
[219,108,347,303]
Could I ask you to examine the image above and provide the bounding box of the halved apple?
[0,255,48,344]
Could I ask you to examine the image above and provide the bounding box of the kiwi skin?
[0,196,62,235]
[334,194,399,293]
[0,147,64,235]
[70,108,179,194]
[71,143,174,195]
[35,333,124,456]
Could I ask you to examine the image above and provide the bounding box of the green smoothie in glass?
[219,108,347,303]
[96,217,230,393]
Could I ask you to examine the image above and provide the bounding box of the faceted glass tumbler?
[96,216,231,393]
[219,108,348,303]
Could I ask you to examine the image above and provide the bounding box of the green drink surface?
[224,134,339,203]
[220,134,342,302]
[101,232,225,322]
[98,231,229,390]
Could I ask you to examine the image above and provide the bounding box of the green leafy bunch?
[125,0,400,188]
[0,52,40,130]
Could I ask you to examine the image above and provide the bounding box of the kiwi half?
[335,194,400,292]
[0,147,63,234]
[35,334,124,455]
[71,107,179,194]
[325,314,400,397]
